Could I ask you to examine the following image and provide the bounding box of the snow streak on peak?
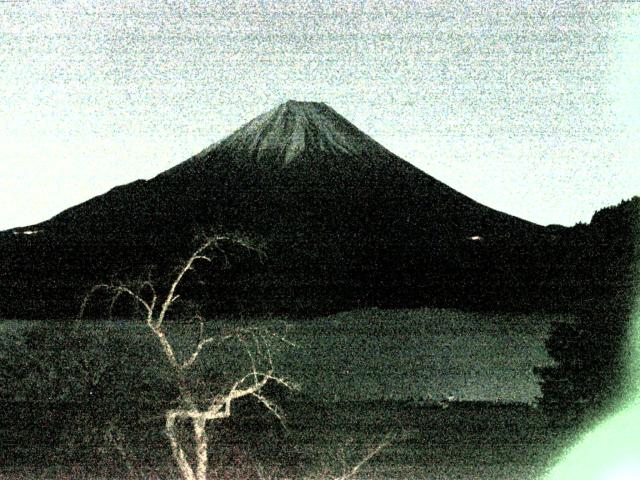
[216,100,391,166]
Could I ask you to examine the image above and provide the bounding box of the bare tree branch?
[333,437,390,480]
[252,392,284,422]
[79,283,153,320]
[180,337,216,370]
[79,235,287,480]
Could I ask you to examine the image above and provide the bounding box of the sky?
[1,0,639,230]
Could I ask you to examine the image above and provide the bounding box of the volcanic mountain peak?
[215,100,391,166]
[0,99,561,320]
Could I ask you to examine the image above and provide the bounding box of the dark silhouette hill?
[0,102,635,319]
[535,196,639,415]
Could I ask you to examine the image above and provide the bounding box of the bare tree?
[302,433,394,480]
[329,437,391,480]
[80,235,296,480]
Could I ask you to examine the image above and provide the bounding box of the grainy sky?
[1,0,638,230]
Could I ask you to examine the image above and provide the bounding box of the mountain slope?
[1,101,548,318]
[43,101,539,242]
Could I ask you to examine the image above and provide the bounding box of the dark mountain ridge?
[1,102,636,319]
[42,101,538,235]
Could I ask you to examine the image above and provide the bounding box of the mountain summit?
[1,101,548,318]
[215,100,392,166]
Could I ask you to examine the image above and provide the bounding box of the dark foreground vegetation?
[536,197,640,420]
[0,195,636,478]
[0,398,573,480]
[0,315,574,480]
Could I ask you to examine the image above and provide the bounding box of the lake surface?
[1,307,564,404]
[282,307,560,403]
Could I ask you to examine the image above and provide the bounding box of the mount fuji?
[1,101,551,318]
